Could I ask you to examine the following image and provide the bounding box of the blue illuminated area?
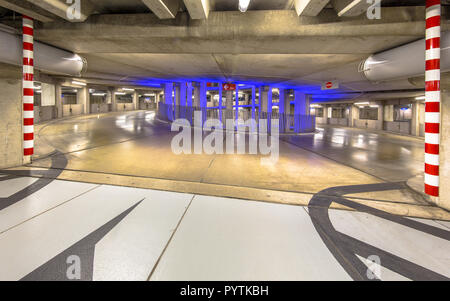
[134,77,355,105]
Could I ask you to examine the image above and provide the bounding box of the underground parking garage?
[0,0,449,287]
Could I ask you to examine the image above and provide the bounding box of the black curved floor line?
[0,152,68,211]
[308,182,450,281]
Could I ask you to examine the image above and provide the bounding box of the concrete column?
[259,86,269,120]
[77,86,90,115]
[111,88,118,112]
[251,86,256,120]
[376,101,384,130]
[225,90,233,122]
[0,72,23,168]
[132,91,138,111]
[193,84,200,108]
[278,89,291,133]
[218,82,223,122]
[439,90,450,210]
[294,91,310,133]
[55,83,63,118]
[178,82,187,118]
[164,83,174,121]
[200,82,208,122]
[235,85,240,121]
[175,84,181,118]
[411,101,420,136]
[187,82,193,107]
[259,86,272,132]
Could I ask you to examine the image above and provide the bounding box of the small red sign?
[326,82,333,89]
[222,83,236,91]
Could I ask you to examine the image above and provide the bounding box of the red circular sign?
[326,82,333,89]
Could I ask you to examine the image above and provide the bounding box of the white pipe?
[362,31,450,82]
[0,29,86,76]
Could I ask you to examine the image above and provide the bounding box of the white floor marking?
[408,217,450,231]
[0,180,98,233]
[93,189,193,281]
[0,185,146,280]
[329,209,450,278]
[150,195,351,281]
[0,177,38,198]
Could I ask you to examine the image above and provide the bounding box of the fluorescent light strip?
[72,80,86,86]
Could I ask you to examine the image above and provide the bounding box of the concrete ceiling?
[0,1,447,99]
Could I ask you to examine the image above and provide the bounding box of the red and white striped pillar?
[22,16,34,158]
[424,0,441,197]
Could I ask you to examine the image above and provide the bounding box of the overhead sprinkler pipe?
[424,0,441,197]
[361,31,450,83]
[22,16,34,158]
[0,25,86,76]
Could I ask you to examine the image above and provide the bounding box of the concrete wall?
[354,119,381,130]
[384,121,411,135]
[90,104,110,114]
[63,104,84,117]
[0,65,23,168]
[34,106,55,124]
[117,103,135,112]
[329,118,348,126]
[316,116,327,124]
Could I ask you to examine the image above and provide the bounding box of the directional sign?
[222,83,236,91]
[321,81,339,90]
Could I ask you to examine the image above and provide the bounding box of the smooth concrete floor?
[1,111,449,281]
[0,174,448,281]
[30,111,421,195]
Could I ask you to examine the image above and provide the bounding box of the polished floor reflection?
[32,111,424,195]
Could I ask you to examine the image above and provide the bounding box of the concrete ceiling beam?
[0,0,54,22]
[141,0,180,19]
[183,0,210,19]
[294,0,330,17]
[24,0,94,22]
[331,0,372,17]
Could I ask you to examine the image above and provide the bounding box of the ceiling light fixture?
[239,0,251,12]
[415,96,426,100]
[72,80,86,86]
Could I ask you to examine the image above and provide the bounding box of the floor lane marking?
[146,194,196,281]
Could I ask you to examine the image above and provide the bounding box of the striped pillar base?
[23,16,34,157]
[424,0,441,197]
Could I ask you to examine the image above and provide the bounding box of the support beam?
[25,0,94,22]
[183,0,210,19]
[0,0,54,22]
[294,0,329,17]
[331,0,371,17]
[142,0,180,19]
